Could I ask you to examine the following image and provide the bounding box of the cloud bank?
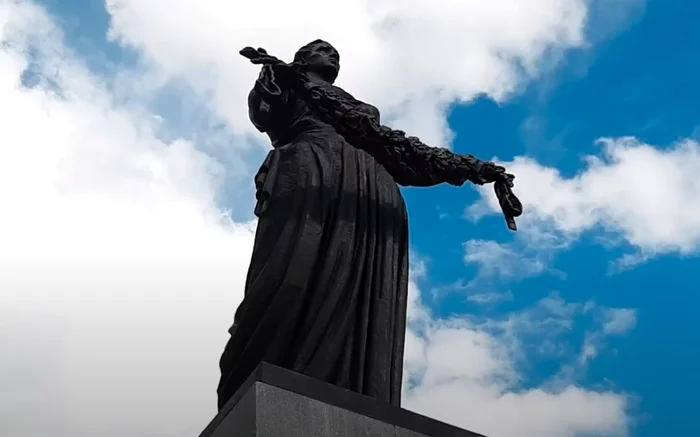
[0,1,647,437]
[470,137,700,271]
[104,0,592,146]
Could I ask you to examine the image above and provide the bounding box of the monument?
[201,39,521,437]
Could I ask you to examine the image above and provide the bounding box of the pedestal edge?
[199,362,486,437]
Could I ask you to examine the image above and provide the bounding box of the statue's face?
[297,41,340,83]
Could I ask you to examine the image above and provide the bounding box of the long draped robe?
[217,66,438,410]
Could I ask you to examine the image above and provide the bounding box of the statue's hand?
[479,162,515,187]
[480,162,522,230]
[240,47,281,65]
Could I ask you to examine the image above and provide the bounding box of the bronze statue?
[216,40,522,410]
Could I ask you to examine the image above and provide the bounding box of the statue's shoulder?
[330,84,354,98]
[331,85,380,118]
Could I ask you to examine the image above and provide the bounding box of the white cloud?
[0,1,643,437]
[550,306,636,385]
[459,238,565,297]
[1,3,254,436]
[464,239,549,280]
[403,281,632,437]
[601,308,638,336]
[471,138,700,264]
[103,0,600,147]
[467,290,515,305]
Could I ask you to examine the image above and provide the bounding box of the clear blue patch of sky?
[38,0,139,72]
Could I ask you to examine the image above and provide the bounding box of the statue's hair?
[293,39,337,63]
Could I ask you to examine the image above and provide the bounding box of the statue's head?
[294,39,339,84]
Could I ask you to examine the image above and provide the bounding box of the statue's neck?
[304,70,334,86]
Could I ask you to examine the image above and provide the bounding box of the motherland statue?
[216,39,522,411]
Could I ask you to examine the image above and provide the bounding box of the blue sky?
[2,1,699,437]
[407,1,699,435]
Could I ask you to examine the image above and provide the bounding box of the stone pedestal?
[199,363,485,437]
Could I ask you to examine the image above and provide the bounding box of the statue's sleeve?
[379,134,477,187]
[239,47,521,230]
[349,101,482,188]
[248,65,289,132]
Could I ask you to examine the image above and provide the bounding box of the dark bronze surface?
[216,40,522,411]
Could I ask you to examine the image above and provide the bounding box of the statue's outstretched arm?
[240,46,523,230]
[324,89,501,188]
